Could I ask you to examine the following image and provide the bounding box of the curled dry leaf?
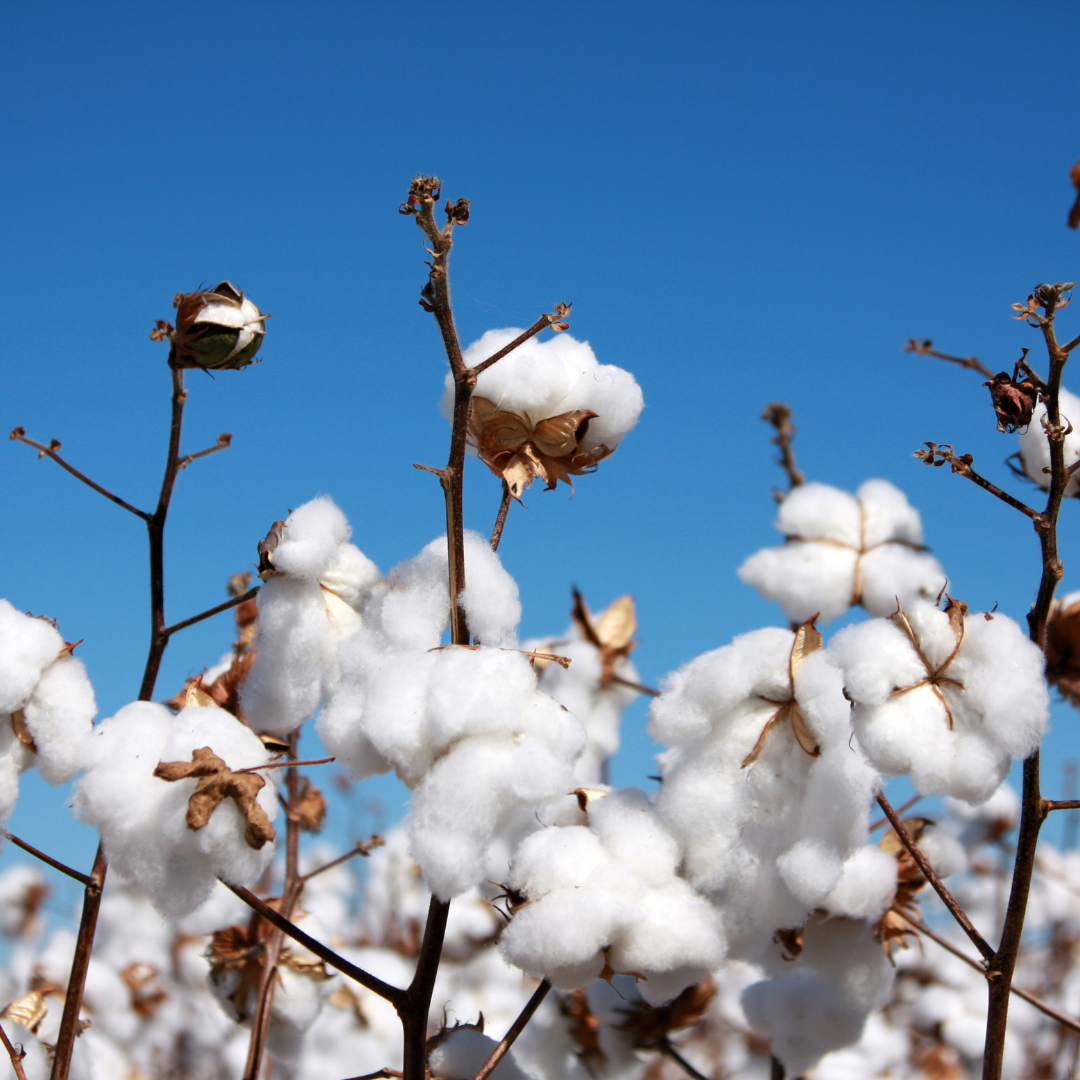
[1,990,48,1035]
[469,396,613,501]
[153,746,276,850]
[295,778,327,833]
[741,616,822,768]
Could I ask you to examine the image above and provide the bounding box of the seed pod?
[171,281,268,370]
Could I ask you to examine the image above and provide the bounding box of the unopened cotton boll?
[738,480,946,624]
[1019,386,1080,495]
[74,703,278,916]
[831,599,1048,803]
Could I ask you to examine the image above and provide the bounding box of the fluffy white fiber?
[500,788,726,1003]
[738,480,946,624]
[446,329,644,455]
[1019,386,1080,495]
[243,497,382,736]
[649,628,879,958]
[74,703,278,916]
[429,1027,534,1080]
[830,599,1048,803]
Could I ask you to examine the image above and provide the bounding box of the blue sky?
[4,2,1080,912]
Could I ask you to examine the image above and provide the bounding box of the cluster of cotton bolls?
[738,479,947,624]
[0,599,96,824]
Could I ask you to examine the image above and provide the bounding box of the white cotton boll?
[946,782,1020,846]
[319,542,381,609]
[828,616,926,706]
[857,479,925,547]
[918,826,969,878]
[21,654,95,784]
[0,600,66,714]
[507,735,575,804]
[508,826,610,899]
[776,838,843,907]
[520,692,587,763]
[459,532,521,646]
[0,864,47,936]
[1020,387,1080,494]
[586,788,680,887]
[429,1026,535,1080]
[0,723,31,825]
[776,483,862,545]
[426,649,536,746]
[377,539,453,650]
[737,542,856,625]
[823,847,898,922]
[270,497,351,581]
[858,544,946,618]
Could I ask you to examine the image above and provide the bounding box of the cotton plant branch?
[656,1038,716,1080]
[177,432,232,470]
[868,792,923,832]
[159,586,260,639]
[301,835,384,883]
[472,979,552,1080]
[904,338,996,379]
[490,480,512,552]
[875,793,994,962]
[761,403,805,493]
[0,1021,28,1080]
[2,833,93,888]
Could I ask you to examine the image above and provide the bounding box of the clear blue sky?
[4,2,1080,909]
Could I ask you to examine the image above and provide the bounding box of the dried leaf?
[1,990,48,1034]
[295,780,327,833]
[154,747,276,850]
[789,704,821,758]
[257,520,286,580]
[617,976,715,1047]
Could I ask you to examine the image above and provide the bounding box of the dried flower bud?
[168,282,268,370]
[985,371,1039,433]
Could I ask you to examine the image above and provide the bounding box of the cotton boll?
[917,826,969,879]
[269,497,351,581]
[1019,387,1080,494]
[776,483,862,546]
[508,827,611,900]
[0,600,67,714]
[426,649,536,746]
[738,542,856,625]
[858,544,946,618]
[0,722,31,825]
[507,735,576,805]
[429,1026,535,1080]
[776,838,843,907]
[857,479,925,547]
[459,532,521,646]
[823,847,898,922]
[20,653,95,784]
[376,539,453,650]
[585,788,680,887]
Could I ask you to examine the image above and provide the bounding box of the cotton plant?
[648,621,879,958]
[1017,384,1080,496]
[738,478,947,624]
[444,329,644,499]
[0,599,96,824]
[499,788,726,1005]
[829,596,1049,803]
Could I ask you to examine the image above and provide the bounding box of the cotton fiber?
[428,1026,534,1080]
[1019,386,1080,495]
[738,480,946,624]
[74,703,278,916]
[830,599,1048,803]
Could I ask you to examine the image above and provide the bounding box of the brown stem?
[3,833,93,887]
[340,1072,404,1080]
[916,445,1044,523]
[868,792,923,832]
[875,793,994,961]
[301,837,383,883]
[472,316,551,375]
[1044,799,1080,812]
[176,432,232,470]
[9,429,150,520]
[161,587,260,639]
[238,756,335,774]
[761,403,805,491]
[0,1022,28,1080]
[770,1055,785,1080]
[399,896,451,1080]
[897,911,1080,1035]
[473,980,551,1080]
[608,673,660,697]
[905,339,996,379]
[984,292,1071,1080]
[490,481,512,552]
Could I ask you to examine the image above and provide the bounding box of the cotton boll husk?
[857,544,946,617]
[269,497,351,580]
[0,600,67,713]
[21,653,95,783]
[0,864,48,936]
[459,532,521,646]
[775,483,862,545]
[508,826,611,900]
[429,1026,535,1080]
[737,542,856,625]
[822,847,898,922]
[828,618,927,706]
[857,479,926,547]
[1020,387,1080,494]
[606,879,726,1005]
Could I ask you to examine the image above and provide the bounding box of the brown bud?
[985,372,1038,433]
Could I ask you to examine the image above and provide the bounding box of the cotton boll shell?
[857,544,946,618]
[270,497,351,581]
[21,653,95,784]
[738,542,857,625]
[0,599,67,713]
[1019,387,1080,495]
[823,846,898,922]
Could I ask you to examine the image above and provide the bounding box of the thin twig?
[339,1072,403,1080]
[473,980,551,1080]
[905,339,996,379]
[761,403,805,491]
[876,792,994,961]
[1045,800,1080,812]
[490,481,512,552]
[472,316,552,375]
[898,911,1080,1035]
[9,429,149,520]
[869,792,924,832]
[238,756,335,773]
[0,1022,28,1080]
[658,1038,715,1080]
[225,882,405,1004]
[609,673,661,697]
[301,837,384,883]
[177,432,232,469]
[913,444,1044,524]
[3,833,93,887]
[161,587,259,639]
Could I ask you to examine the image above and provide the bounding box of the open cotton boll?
[267,497,351,581]
[74,702,277,916]
[1019,386,1080,495]
[822,847,898,922]
[0,600,70,713]
[918,826,969,878]
[831,599,1048,803]
[458,532,521,647]
[429,1026,535,1080]
[738,479,945,625]
[21,652,96,784]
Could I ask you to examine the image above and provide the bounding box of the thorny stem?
[2,833,93,888]
[656,1038,714,1080]
[244,730,304,1080]
[472,980,551,1080]
[875,793,994,962]
[762,403,805,492]
[490,481,512,552]
[983,289,1072,1080]
[160,586,260,639]
[896,911,1080,1036]
[8,429,150,520]
[0,1022,28,1080]
[905,338,996,379]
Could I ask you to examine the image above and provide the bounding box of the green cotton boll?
[187,322,264,370]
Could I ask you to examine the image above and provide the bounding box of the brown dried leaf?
[617,976,715,1047]
[878,817,931,858]
[296,780,327,833]
[789,704,821,759]
[121,963,168,1018]
[1,990,48,1034]
[154,747,276,850]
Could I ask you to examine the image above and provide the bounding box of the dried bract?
[984,371,1039,433]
